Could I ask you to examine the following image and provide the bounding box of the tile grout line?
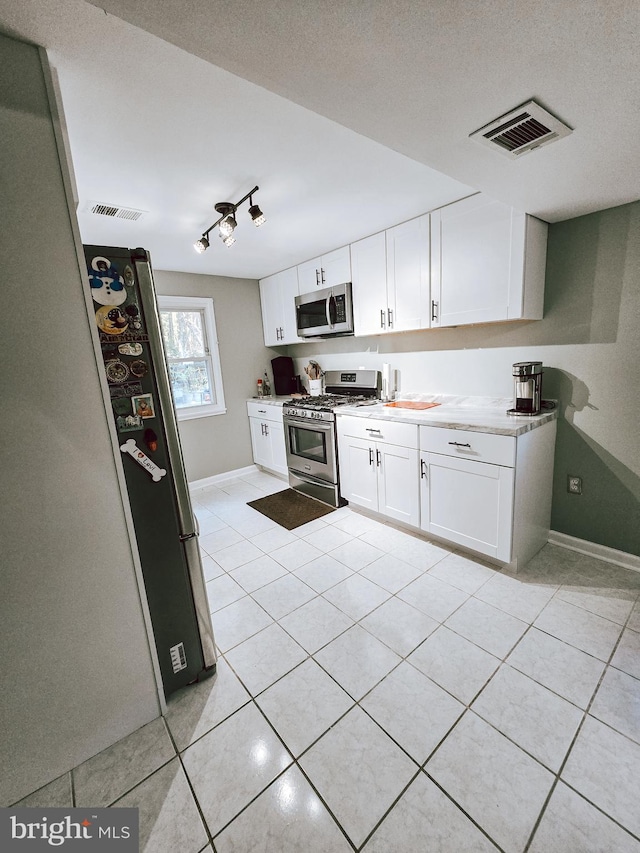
[521,603,640,852]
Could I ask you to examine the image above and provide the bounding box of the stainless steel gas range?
[283,369,380,507]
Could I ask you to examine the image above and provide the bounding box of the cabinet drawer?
[420,426,515,467]
[337,415,418,449]
[247,401,284,423]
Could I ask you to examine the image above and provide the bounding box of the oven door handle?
[284,415,334,433]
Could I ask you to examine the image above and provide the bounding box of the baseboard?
[548,530,640,574]
[189,465,259,492]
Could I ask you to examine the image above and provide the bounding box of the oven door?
[284,415,337,484]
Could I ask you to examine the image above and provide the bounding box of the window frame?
[157,294,226,421]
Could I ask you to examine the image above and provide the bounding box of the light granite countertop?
[335,395,557,437]
[247,396,291,407]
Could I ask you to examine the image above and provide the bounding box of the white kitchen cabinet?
[386,214,431,331]
[430,193,547,328]
[351,216,430,335]
[419,421,556,568]
[351,231,389,335]
[337,416,419,527]
[297,246,351,291]
[420,451,515,561]
[247,402,287,477]
[258,267,301,346]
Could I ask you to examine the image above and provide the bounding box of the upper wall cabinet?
[297,246,351,291]
[259,266,301,346]
[386,215,430,332]
[430,194,548,328]
[351,231,389,335]
[351,215,430,336]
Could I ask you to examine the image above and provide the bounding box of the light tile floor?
[15,470,640,852]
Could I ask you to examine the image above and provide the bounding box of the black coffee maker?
[271,356,298,396]
[509,361,543,415]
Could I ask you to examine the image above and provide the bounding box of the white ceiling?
[2,0,639,280]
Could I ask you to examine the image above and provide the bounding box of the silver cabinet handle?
[261,423,265,435]
[376,448,381,467]
[387,308,393,328]
[380,309,386,329]
[448,441,471,448]
[369,447,374,466]
[420,459,427,479]
[431,300,439,322]
[279,327,284,339]
[265,424,269,436]
[315,269,320,286]
[366,427,382,433]
[258,409,266,413]
[321,268,326,284]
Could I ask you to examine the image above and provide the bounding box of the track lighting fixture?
[193,185,265,253]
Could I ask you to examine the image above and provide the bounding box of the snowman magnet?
[88,256,127,306]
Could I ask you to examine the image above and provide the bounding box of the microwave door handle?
[326,292,337,328]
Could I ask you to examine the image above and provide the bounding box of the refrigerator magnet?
[116,414,144,433]
[88,256,126,306]
[123,264,135,286]
[132,393,155,419]
[130,359,148,378]
[96,305,129,335]
[118,342,143,356]
[105,359,130,384]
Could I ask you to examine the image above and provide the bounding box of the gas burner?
[284,394,372,412]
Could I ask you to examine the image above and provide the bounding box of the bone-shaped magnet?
[120,438,167,482]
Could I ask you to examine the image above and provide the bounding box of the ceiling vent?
[469,100,572,158]
[87,201,147,221]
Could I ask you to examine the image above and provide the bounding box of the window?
[158,295,226,420]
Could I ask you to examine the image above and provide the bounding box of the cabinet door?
[386,214,430,331]
[298,257,322,290]
[422,451,514,561]
[321,246,351,287]
[377,443,419,527]
[258,274,282,346]
[277,266,302,344]
[249,418,272,469]
[338,436,377,511]
[351,231,389,336]
[431,194,522,327]
[267,421,288,477]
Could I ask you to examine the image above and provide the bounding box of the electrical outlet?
[567,475,582,495]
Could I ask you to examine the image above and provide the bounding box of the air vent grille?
[470,100,572,158]
[88,201,146,221]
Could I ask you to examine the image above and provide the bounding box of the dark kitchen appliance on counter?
[295,282,354,338]
[271,355,297,396]
[508,361,543,415]
[283,369,380,506]
[84,245,216,699]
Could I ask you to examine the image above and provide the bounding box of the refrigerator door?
[133,250,217,670]
[84,244,216,697]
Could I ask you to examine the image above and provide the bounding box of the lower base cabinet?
[337,417,419,527]
[337,414,556,570]
[420,452,514,562]
[247,402,287,477]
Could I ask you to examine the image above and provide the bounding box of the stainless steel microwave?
[295,282,354,338]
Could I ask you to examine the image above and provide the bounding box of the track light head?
[249,203,266,227]
[194,235,210,254]
[219,213,237,238]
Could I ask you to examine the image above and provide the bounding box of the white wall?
[153,269,280,482]
[0,34,160,805]
[289,202,640,556]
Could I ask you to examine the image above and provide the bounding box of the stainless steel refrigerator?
[84,244,217,697]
